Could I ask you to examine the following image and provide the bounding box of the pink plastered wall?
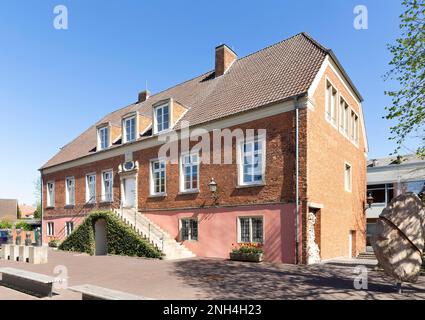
[144,203,296,264]
[42,216,85,244]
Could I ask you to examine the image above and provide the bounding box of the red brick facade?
[41,60,367,264]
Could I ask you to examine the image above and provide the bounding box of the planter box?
[230,252,263,262]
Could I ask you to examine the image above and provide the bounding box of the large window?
[102,170,113,202]
[326,81,337,126]
[47,222,54,236]
[238,217,264,243]
[86,174,96,203]
[180,152,199,192]
[345,163,352,192]
[65,221,74,237]
[150,159,166,195]
[154,104,170,134]
[350,111,359,144]
[47,181,55,207]
[98,126,110,150]
[65,177,75,206]
[367,184,394,204]
[339,98,349,136]
[124,116,136,143]
[238,136,266,186]
[181,218,198,241]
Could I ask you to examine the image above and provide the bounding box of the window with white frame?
[47,222,54,236]
[180,152,199,192]
[123,116,136,143]
[65,177,75,206]
[47,181,55,207]
[238,136,266,186]
[345,163,352,192]
[180,218,198,241]
[86,174,96,203]
[351,112,359,144]
[98,126,110,150]
[154,104,170,134]
[150,160,166,195]
[326,81,337,126]
[65,221,74,236]
[339,98,349,136]
[238,217,264,243]
[102,170,113,202]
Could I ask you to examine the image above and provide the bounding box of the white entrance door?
[123,178,136,208]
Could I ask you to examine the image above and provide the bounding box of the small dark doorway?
[95,219,107,256]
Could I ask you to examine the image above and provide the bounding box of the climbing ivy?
[59,211,162,259]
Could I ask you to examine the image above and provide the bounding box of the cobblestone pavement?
[0,250,424,300]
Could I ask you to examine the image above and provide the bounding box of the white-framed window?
[47,222,54,236]
[65,221,74,236]
[150,159,166,195]
[98,126,110,150]
[339,98,349,136]
[326,81,338,126]
[102,170,113,202]
[238,217,264,243]
[180,152,199,192]
[123,116,136,143]
[154,104,170,134]
[237,136,266,186]
[65,177,75,206]
[47,181,55,208]
[86,173,96,203]
[180,218,198,241]
[350,111,359,144]
[345,162,352,192]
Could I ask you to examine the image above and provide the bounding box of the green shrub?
[0,220,13,229]
[59,211,162,259]
[15,221,32,231]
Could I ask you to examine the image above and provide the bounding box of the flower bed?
[230,243,264,262]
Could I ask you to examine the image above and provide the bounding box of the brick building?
[40,33,368,263]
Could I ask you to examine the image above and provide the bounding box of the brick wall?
[306,65,367,260]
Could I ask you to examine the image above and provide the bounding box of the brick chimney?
[138,90,150,103]
[215,44,237,77]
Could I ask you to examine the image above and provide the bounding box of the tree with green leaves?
[33,176,42,219]
[385,0,425,157]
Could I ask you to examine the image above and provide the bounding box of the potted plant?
[230,243,264,262]
[48,237,60,248]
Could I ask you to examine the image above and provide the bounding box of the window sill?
[45,206,55,210]
[178,190,200,195]
[148,193,167,198]
[236,183,266,189]
[100,201,113,204]
[64,205,75,209]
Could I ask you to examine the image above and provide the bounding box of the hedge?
[59,211,162,259]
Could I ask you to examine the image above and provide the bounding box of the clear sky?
[0,0,414,205]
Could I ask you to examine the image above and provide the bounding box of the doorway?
[123,177,136,208]
[95,219,107,256]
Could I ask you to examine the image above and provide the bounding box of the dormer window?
[154,104,170,134]
[98,126,110,151]
[123,116,136,143]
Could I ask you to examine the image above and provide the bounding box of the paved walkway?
[0,250,424,300]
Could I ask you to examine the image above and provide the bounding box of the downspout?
[294,95,301,265]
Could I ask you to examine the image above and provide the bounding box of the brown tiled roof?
[42,32,329,169]
[0,199,18,221]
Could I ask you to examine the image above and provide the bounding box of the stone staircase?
[114,208,196,260]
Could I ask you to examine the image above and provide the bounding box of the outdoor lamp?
[208,178,219,205]
[366,193,374,209]
[208,178,217,193]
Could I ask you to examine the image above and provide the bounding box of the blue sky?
[0,0,412,205]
